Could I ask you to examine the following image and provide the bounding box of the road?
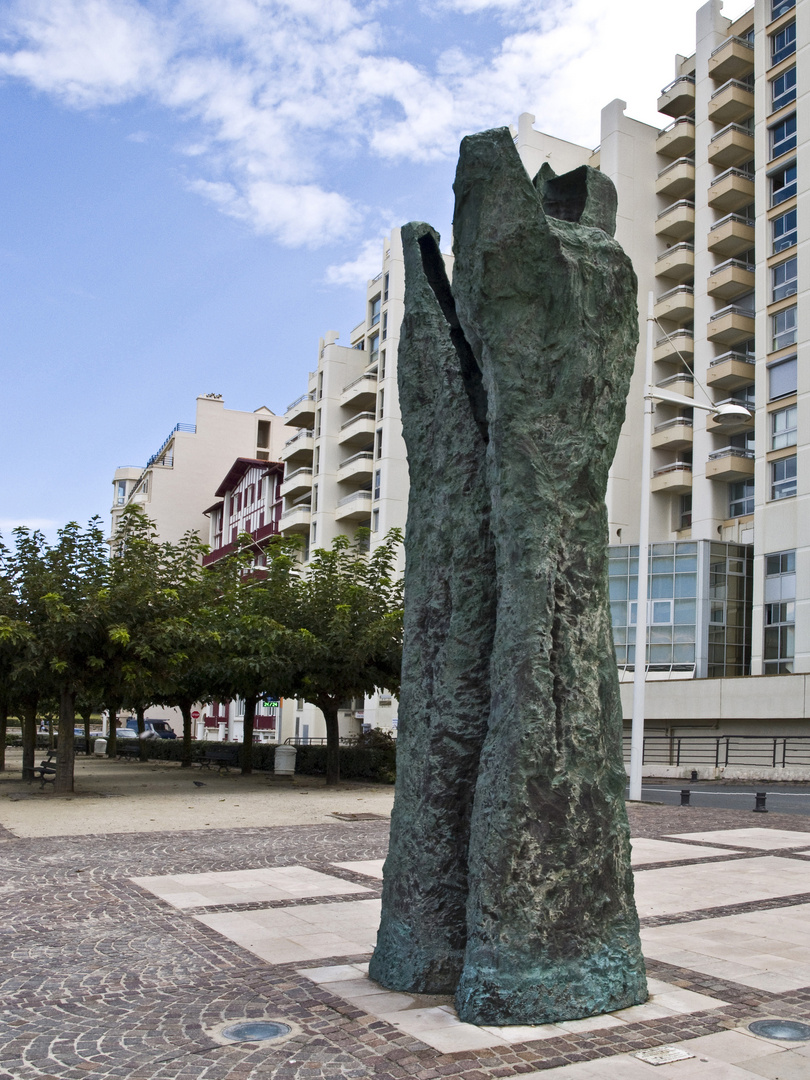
[628,780,810,817]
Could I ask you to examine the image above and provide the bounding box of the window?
[772,404,797,449]
[115,480,127,506]
[374,469,381,500]
[315,408,321,437]
[370,295,381,327]
[771,161,797,206]
[729,479,754,517]
[772,306,797,351]
[237,492,242,512]
[771,21,796,66]
[383,272,389,302]
[764,550,795,674]
[382,311,388,340]
[257,419,270,449]
[314,446,320,473]
[311,521,317,545]
[312,484,318,512]
[772,0,795,17]
[375,427,383,458]
[317,372,323,400]
[772,256,797,301]
[771,455,797,499]
[372,508,379,532]
[679,495,692,530]
[772,207,797,253]
[380,349,386,379]
[368,332,380,365]
[771,66,796,112]
[769,355,797,399]
[770,114,796,159]
[378,388,384,420]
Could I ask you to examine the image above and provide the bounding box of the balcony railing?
[660,75,695,96]
[657,373,695,388]
[340,411,376,430]
[338,451,375,469]
[337,490,372,507]
[656,330,694,348]
[146,423,195,468]
[656,243,694,264]
[710,35,754,59]
[653,461,693,476]
[656,285,694,303]
[710,122,754,145]
[285,391,315,412]
[341,372,378,394]
[710,303,755,321]
[710,350,755,368]
[710,258,755,276]
[281,503,311,519]
[284,428,313,447]
[709,212,754,232]
[656,199,695,220]
[710,166,754,187]
[656,156,695,180]
[283,467,313,484]
[708,447,755,460]
[710,77,754,100]
[654,417,694,434]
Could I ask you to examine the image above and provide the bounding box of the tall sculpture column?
[372,126,647,1025]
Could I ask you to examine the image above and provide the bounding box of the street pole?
[629,292,655,802]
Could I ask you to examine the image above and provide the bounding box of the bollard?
[680,789,691,806]
[690,769,698,782]
[754,791,768,813]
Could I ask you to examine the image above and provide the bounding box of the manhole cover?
[749,1019,810,1041]
[221,1020,292,1042]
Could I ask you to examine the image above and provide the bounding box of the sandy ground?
[0,748,395,838]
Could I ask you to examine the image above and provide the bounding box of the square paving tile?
[132,864,372,909]
[666,828,810,850]
[630,838,734,865]
[642,902,810,991]
[296,964,727,1054]
[194,897,381,964]
[331,859,385,880]
[633,856,810,918]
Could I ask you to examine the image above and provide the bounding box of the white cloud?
[324,237,386,287]
[0,0,756,246]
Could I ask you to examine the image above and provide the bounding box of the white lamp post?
[628,293,752,802]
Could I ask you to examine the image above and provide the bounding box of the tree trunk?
[322,701,341,785]
[180,701,193,768]
[106,704,118,758]
[136,705,148,762]
[54,686,76,794]
[241,695,256,775]
[0,697,7,772]
[22,698,38,782]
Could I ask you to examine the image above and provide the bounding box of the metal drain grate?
[221,1020,292,1042]
[748,1019,810,1041]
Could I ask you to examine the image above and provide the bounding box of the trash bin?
[274,745,297,776]
[94,738,107,757]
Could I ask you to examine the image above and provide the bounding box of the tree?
[291,530,404,784]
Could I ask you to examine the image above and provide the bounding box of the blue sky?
[0,0,750,538]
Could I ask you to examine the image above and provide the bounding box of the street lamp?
[627,293,753,802]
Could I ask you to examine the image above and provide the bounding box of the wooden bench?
[198,746,241,773]
[116,742,142,760]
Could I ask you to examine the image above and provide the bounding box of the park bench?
[197,746,241,773]
[116,742,142,760]
[34,751,56,789]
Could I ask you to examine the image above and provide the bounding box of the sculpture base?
[369,918,462,996]
[454,945,648,1026]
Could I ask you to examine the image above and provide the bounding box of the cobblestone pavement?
[2,805,810,1079]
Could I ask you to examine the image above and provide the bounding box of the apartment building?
[110,394,289,545]
[278,0,809,742]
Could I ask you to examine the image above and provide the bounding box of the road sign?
[191,710,200,719]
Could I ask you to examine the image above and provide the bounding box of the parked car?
[125,719,177,740]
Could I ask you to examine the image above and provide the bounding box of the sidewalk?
[1,753,810,1079]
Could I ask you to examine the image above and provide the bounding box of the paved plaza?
[2,758,810,1078]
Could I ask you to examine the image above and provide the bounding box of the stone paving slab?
[1,803,810,1079]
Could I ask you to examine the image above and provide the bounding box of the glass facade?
[609,541,752,677]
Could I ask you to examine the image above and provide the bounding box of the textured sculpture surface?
[370,127,647,1025]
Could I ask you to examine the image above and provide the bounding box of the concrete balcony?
[651,462,693,494]
[707,258,755,300]
[285,392,316,428]
[280,429,314,465]
[708,124,755,168]
[707,351,756,391]
[338,411,377,447]
[655,200,695,241]
[655,285,694,324]
[654,330,694,364]
[708,168,755,213]
[656,373,694,400]
[334,490,373,522]
[651,417,694,451]
[655,243,695,284]
[339,373,378,410]
[279,503,312,534]
[708,35,754,83]
[707,304,756,346]
[706,400,754,436]
[280,467,313,500]
[336,451,374,484]
[658,76,696,118]
[707,213,755,257]
[656,158,696,200]
[706,448,755,481]
[655,118,696,158]
[708,79,754,125]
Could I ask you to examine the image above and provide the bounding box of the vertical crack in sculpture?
[371,127,647,1024]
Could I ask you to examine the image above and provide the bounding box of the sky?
[0,0,752,539]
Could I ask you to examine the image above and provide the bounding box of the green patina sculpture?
[369,126,648,1025]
